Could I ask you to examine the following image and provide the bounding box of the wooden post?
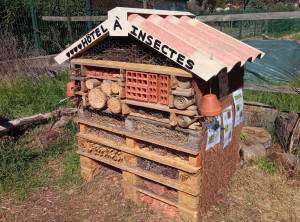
[65,0,74,43]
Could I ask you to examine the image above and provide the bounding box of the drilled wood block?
[179,170,201,187]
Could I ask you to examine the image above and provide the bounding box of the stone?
[242,127,272,149]
[241,143,266,163]
[270,152,299,168]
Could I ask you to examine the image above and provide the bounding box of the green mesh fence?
[0,0,299,56]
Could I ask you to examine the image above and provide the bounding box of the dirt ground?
[0,121,299,222]
[0,160,299,222]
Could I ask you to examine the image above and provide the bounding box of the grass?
[0,72,74,120]
[0,119,81,200]
[244,89,300,112]
[290,33,300,41]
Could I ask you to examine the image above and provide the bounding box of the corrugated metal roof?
[55,7,264,81]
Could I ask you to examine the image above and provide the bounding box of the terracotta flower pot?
[66,81,75,97]
[200,94,222,116]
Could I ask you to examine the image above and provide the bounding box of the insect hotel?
[56,7,264,221]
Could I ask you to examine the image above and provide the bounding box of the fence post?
[86,0,92,31]
[29,0,41,54]
[238,10,243,40]
[220,10,223,31]
[253,10,257,36]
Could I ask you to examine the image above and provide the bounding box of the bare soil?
[1,160,299,222]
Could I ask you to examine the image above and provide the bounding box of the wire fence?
[0,0,299,56]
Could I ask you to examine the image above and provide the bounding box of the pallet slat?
[75,118,200,155]
[77,150,200,196]
[77,132,200,173]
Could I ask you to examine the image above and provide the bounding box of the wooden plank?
[122,99,198,116]
[85,75,121,82]
[42,15,107,22]
[77,150,200,196]
[71,59,193,77]
[43,11,300,23]
[196,11,300,22]
[244,84,300,95]
[77,132,200,173]
[75,118,199,155]
[169,90,195,97]
[129,112,170,124]
[74,91,88,96]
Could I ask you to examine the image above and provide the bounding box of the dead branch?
[0,108,77,133]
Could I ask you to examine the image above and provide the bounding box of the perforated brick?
[158,75,170,105]
[148,73,158,103]
[126,71,148,86]
[125,85,148,101]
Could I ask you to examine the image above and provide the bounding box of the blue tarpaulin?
[243,40,300,84]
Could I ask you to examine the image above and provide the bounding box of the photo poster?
[206,116,221,151]
[222,105,233,149]
[233,88,244,127]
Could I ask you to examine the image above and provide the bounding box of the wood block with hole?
[179,170,201,187]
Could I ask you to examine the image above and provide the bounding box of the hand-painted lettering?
[101,25,108,33]
[130,25,138,36]
[153,40,161,50]
[114,19,122,31]
[129,25,195,72]
[81,38,88,47]
[138,30,146,42]
[90,31,95,40]
[185,59,195,70]
[145,35,153,46]
[161,45,169,55]
[169,48,177,59]
[177,54,185,65]
[95,28,101,37]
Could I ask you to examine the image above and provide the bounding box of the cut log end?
[107,97,121,114]
[111,81,120,94]
[101,80,112,96]
[85,79,101,90]
[88,88,107,109]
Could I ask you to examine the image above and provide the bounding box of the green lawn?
[0,72,74,120]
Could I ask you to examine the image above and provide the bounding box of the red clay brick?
[158,75,170,105]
